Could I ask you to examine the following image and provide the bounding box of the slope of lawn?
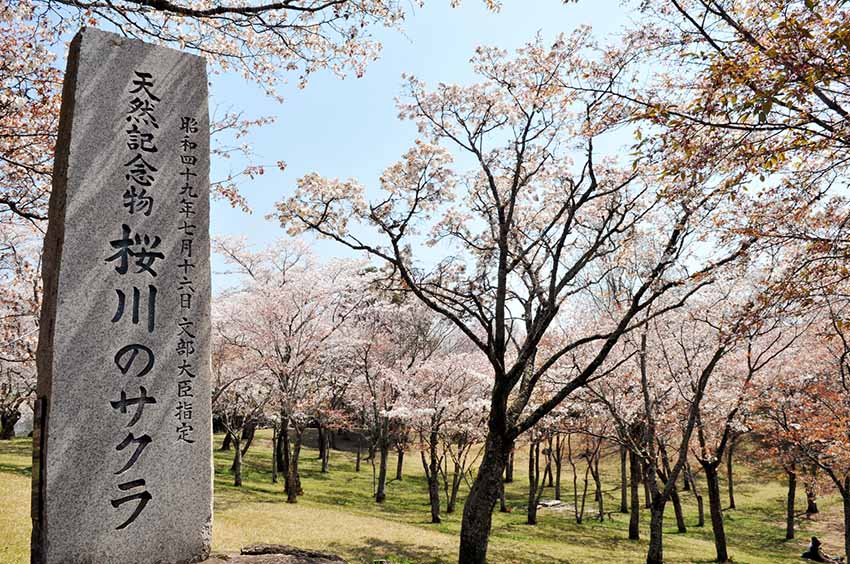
[0,430,843,564]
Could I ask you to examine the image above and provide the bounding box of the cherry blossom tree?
[2,0,499,222]
[276,32,756,562]
[0,220,40,438]
[524,425,551,525]
[588,257,799,564]
[631,0,850,181]
[211,324,274,486]
[689,309,801,562]
[214,237,368,502]
[399,347,489,522]
[751,362,818,542]
[2,2,277,219]
[311,336,360,474]
[620,0,850,267]
[34,0,500,99]
[346,297,449,504]
[439,395,487,516]
[756,295,850,563]
[0,5,61,223]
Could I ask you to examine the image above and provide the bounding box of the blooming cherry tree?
[276,34,756,562]
[214,237,368,502]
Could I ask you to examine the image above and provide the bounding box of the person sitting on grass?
[802,536,841,563]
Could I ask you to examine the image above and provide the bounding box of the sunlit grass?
[0,430,843,563]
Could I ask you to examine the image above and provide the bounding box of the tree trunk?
[696,491,705,528]
[376,439,389,503]
[643,462,652,509]
[317,424,326,461]
[232,436,243,487]
[396,448,405,481]
[646,500,666,564]
[271,425,278,484]
[241,422,255,456]
[670,483,686,533]
[294,432,303,495]
[786,469,796,540]
[349,434,357,471]
[593,454,601,502]
[278,417,289,486]
[321,430,330,473]
[704,463,728,562]
[286,430,303,503]
[589,453,603,521]
[285,460,298,503]
[527,440,540,525]
[499,481,508,513]
[572,451,590,525]
[0,411,19,440]
[371,450,377,497]
[449,457,463,514]
[281,432,291,493]
[567,435,581,524]
[294,431,303,489]
[231,424,255,472]
[504,449,514,483]
[542,463,553,490]
[842,487,850,564]
[659,443,686,533]
[620,445,628,513]
[554,436,563,501]
[688,464,704,527]
[220,431,232,451]
[458,431,512,564]
[629,449,641,540]
[421,431,441,524]
[726,438,736,510]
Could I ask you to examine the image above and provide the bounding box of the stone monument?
[31,27,212,564]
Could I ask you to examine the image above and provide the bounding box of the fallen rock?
[204,544,347,564]
[242,544,346,562]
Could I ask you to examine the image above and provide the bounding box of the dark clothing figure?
[802,537,833,562]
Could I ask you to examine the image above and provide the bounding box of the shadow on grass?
[327,537,453,564]
[213,478,285,512]
[0,462,31,478]
[0,438,32,478]
[0,439,31,455]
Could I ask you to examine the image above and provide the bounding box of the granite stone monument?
[32,27,212,564]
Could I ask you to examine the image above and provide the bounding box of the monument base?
[206,544,346,564]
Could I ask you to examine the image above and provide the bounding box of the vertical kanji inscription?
[32,27,211,564]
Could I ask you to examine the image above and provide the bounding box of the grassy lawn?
[0,430,843,563]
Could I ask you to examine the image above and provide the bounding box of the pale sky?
[207,0,633,287]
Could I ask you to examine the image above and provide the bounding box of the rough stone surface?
[241,544,346,561]
[32,27,211,564]
[204,554,345,564]
[204,546,347,564]
[205,557,344,564]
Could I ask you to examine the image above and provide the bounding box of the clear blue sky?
[208,0,632,285]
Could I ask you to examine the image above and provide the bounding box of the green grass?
[0,431,843,563]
